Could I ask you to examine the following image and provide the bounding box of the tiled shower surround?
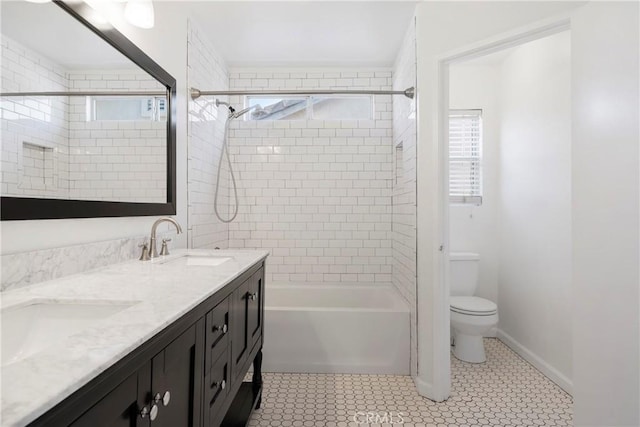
[1,36,165,203]
[187,20,231,250]
[1,36,70,199]
[392,20,418,376]
[226,71,395,285]
[185,26,418,364]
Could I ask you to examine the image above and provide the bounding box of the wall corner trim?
[413,375,448,402]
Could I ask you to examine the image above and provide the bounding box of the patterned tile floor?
[248,338,572,426]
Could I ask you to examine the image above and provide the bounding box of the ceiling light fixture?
[124,0,154,29]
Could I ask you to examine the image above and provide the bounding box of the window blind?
[449,110,482,204]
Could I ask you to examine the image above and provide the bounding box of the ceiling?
[1,1,416,70]
[1,1,135,69]
[185,1,418,68]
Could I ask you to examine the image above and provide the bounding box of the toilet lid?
[450,296,497,315]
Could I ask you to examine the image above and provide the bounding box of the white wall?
[497,31,572,392]
[1,3,190,255]
[571,2,639,425]
[448,64,501,305]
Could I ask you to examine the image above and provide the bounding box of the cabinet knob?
[139,406,149,418]
[248,292,257,301]
[154,391,171,407]
[140,404,158,420]
[213,324,228,334]
[149,404,159,421]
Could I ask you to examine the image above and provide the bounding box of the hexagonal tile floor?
[248,338,572,426]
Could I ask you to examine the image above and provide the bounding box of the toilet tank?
[450,252,480,296]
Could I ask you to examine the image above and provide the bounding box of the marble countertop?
[1,249,269,427]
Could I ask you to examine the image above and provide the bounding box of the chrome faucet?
[149,217,183,259]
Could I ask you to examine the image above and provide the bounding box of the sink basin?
[1,300,137,366]
[160,254,233,267]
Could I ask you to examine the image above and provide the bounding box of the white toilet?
[450,252,498,363]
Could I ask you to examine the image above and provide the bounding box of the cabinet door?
[231,278,250,380]
[247,270,263,351]
[206,297,230,372]
[70,366,150,427]
[151,324,199,427]
[204,348,231,427]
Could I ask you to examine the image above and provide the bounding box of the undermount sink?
[160,254,233,267]
[1,299,138,366]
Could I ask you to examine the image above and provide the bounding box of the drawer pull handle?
[154,391,171,407]
[248,292,257,301]
[139,406,149,418]
[212,379,226,390]
[213,324,228,334]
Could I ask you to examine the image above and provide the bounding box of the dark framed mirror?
[0,0,176,220]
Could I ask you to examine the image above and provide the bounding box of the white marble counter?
[1,249,269,427]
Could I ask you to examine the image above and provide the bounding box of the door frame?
[429,14,571,400]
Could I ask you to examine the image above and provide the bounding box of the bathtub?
[262,284,410,375]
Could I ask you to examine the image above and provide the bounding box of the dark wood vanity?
[29,261,265,427]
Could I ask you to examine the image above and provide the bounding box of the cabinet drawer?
[206,351,229,425]
[205,297,230,372]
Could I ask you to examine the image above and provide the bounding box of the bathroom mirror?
[0,0,176,220]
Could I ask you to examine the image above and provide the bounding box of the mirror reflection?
[1,1,168,204]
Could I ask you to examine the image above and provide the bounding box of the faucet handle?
[159,238,172,256]
[138,242,151,261]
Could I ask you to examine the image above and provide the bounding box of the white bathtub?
[262,284,410,375]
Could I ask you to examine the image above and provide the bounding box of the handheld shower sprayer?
[212,100,262,223]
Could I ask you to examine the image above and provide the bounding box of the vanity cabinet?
[69,325,198,427]
[31,261,265,427]
[68,370,147,427]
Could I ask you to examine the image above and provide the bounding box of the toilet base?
[452,332,486,363]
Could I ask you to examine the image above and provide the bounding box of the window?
[87,96,167,121]
[245,95,373,121]
[449,110,482,205]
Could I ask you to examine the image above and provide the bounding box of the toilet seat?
[450,296,497,316]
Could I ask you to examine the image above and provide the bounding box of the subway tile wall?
[392,20,418,376]
[67,70,166,202]
[226,70,395,285]
[187,20,231,249]
[1,36,70,199]
[1,35,166,203]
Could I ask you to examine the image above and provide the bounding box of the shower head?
[214,98,262,120]
[215,99,230,108]
[230,104,261,119]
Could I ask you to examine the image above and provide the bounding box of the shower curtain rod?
[0,91,167,97]
[190,87,415,100]
[1,87,417,100]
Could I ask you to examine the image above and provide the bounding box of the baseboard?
[496,329,573,395]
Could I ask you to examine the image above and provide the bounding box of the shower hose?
[213,117,239,223]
